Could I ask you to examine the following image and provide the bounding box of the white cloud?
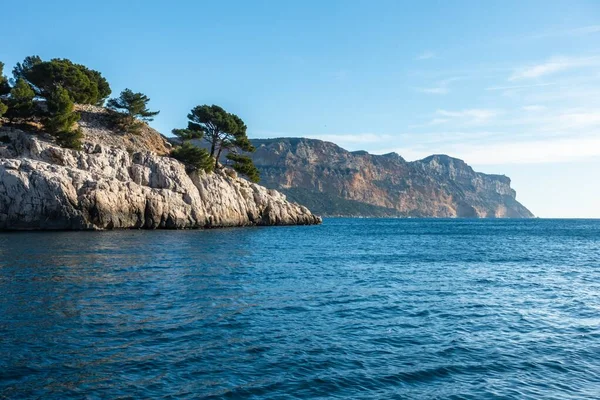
[532,25,600,39]
[374,134,600,165]
[415,77,462,95]
[415,51,436,60]
[306,133,394,145]
[486,82,557,91]
[554,111,600,129]
[509,56,599,80]
[449,136,600,165]
[570,25,600,35]
[436,108,502,122]
[522,105,546,112]
[417,87,449,94]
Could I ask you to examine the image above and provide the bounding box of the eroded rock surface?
[0,126,321,230]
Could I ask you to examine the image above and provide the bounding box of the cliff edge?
[250,138,534,218]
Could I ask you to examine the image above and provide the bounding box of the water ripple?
[0,219,599,399]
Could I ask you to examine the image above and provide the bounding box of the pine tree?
[173,105,258,177]
[107,89,159,133]
[44,86,80,135]
[5,79,35,122]
[0,62,10,124]
[12,55,42,82]
[14,56,110,105]
[0,62,10,96]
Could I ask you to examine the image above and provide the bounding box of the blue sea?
[1,219,599,399]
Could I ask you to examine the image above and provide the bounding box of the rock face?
[0,117,321,230]
[250,138,534,218]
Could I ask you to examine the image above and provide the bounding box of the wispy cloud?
[531,25,600,39]
[413,108,502,128]
[417,87,449,95]
[522,105,546,112]
[415,51,436,60]
[436,108,502,122]
[446,136,600,165]
[554,111,600,130]
[314,133,393,144]
[416,77,462,95]
[486,82,558,91]
[509,56,600,80]
[570,25,600,36]
[373,134,600,165]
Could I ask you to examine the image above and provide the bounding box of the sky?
[2,0,599,217]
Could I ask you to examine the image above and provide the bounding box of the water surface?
[1,219,599,399]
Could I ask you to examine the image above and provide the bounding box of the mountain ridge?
[246,137,533,218]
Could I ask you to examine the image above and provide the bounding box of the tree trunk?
[209,138,216,158]
[215,146,223,169]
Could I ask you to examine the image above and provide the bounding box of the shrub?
[55,128,84,150]
[226,153,260,183]
[0,62,10,96]
[171,142,214,172]
[0,102,7,124]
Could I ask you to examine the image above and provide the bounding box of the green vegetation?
[0,63,9,125]
[44,86,82,149]
[107,89,159,133]
[282,188,409,217]
[172,105,259,181]
[5,79,35,122]
[0,102,7,122]
[54,128,84,150]
[45,86,80,133]
[0,62,10,96]
[1,55,260,182]
[171,142,213,172]
[14,56,110,105]
[226,153,260,183]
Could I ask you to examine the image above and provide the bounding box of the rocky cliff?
[249,138,533,218]
[0,108,321,230]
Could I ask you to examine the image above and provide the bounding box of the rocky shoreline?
[0,109,321,230]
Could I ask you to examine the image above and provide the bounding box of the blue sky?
[3,0,600,217]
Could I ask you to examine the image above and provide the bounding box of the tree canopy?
[0,63,8,123]
[5,78,35,121]
[106,89,159,133]
[0,62,10,96]
[42,86,83,149]
[170,142,214,173]
[15,56,111,105]
[107,89,159,121]
[44,86,80,134]
[173,105,257,175]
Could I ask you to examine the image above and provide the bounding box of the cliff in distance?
[249,138,534,218]
[0,107,321,230]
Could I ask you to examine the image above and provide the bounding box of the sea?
[0,218,599,399]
